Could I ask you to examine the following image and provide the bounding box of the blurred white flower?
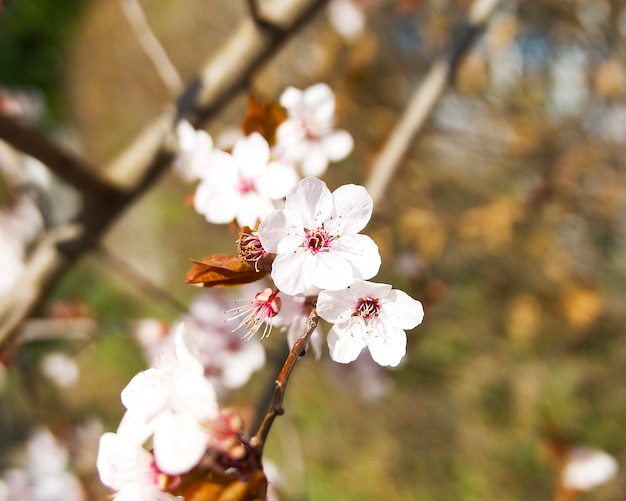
[273,83,354,176]
[173,120,213,181]
[549,47,589,118]
[97,428,177,501]
[121,324,219,475]
[328,0,366,40]
[317,279,424,367]
[194,132,298,227]
[135,292,266,393]
[40,352,80,388]
[0,428,87,501]
[561,446,618,492]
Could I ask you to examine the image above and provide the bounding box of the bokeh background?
[1,0,626,499]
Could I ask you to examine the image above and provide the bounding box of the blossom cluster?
[177,83,424,368]
[97,82,424,498]
[97,324,246,499]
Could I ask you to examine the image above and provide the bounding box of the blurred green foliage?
[0,0,88,121]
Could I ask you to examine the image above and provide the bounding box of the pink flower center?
[354,297,381,321]
[228,288,282,340]
[238,176,256,195]
[304,227,332,254]
[150,458,181,491]
[252,288,282,321]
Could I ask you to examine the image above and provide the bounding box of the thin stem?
[119,0,183,97]
[250,308,319,453]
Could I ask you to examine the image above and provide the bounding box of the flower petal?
[279,87,304,110]
[259,209,302,253]
[153,413,209,475]
[367,326,407,367]
[322,129,353,162]
[310,250,356,291]
[270,251,317,296]
[284,177,333,229]
[256,161,299,200]
[382,290,424,330]
[332,234,381,281]
[303,83,335,123]
[330,184,373,234]
[316,289,353,323]
[300,144,330,177]
[233,132,270,175]
[327,322,366,364]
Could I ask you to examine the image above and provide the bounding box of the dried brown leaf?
[186,254,267,287]
[241,95,286,146]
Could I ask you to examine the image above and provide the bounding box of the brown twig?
[250,308,319,454]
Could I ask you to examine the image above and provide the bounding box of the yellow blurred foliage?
[458,195,519,249]
[561,285,603,329]
[506,294,542,344]
[399,208,447,262]
[457,51,488,95]
[593,59,625,99]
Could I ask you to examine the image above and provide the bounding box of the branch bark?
[0,0,330,352]
[250,308,320,454]
[366,0,502,205]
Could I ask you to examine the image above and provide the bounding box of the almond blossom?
[561,446,618,492]
[258,177,381,296]
[0,428,85,501]
[135,292,266,393]
[97,426,178,501]
[328,0,366,40]
[273,83,354,176]
[173,119,213,181]
[228,287,282,340]
[316,279,424,367]
[193,132,298,227]
[120,323,219,475]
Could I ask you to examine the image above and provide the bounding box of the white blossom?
[328,0,366,40]
[259,177,380,296]
[561,446,618,492]
[273,83,354,176]
[40,352,80,388]
[173,119,213,181]
[135,292,266,393]
[317,280,424,367]
[194,132,298,227]
[120,324,219,475]
[97,428,177,501]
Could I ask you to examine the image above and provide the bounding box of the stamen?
[227,288,282,340]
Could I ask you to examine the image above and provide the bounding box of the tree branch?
[0,114,122,200]
[250,308,320,454]
[365,0,502,205]
[119,0,184,97]
[0,0,331,353]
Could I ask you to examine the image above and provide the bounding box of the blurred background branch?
[0,0,330,352]
[366,0,502,204]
